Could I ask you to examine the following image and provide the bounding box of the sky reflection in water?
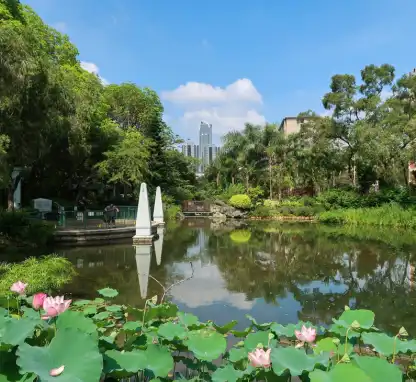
[54,219,416,335]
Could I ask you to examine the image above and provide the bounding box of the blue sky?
[24,0,416,143]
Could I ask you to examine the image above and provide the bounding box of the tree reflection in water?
[57,220,416,336]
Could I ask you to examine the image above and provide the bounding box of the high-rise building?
[180,122,221,175]
[181,140,199,159]
[199,121,212,172]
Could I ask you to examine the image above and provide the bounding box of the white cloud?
[162,79,265,138]
[80,61,109,86]
[162,78,262,104]
[169,262,255,310]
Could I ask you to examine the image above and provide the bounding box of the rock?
[210,200,248,219]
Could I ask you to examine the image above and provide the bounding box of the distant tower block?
[153,186,165,225]
[133,183,154,244]
[154,226,165,266]
[135,244,152,299]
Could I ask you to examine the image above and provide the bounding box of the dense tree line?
[0,0,197,209]
[205,64,416,198]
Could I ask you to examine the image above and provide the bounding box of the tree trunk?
[246,175,249,191]
[7,186,14,211]
[216,173,220,187]
[269,161,273,199]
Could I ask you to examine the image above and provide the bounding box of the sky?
[23,0,416,144]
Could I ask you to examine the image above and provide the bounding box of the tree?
[96,128,152,194]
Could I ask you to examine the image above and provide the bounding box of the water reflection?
[55,220,416,335]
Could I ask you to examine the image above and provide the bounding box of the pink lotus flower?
[42,296,71,319]
[32,293,47,310]
[295,325,316,348]
[49,365,65,376]
[248,348,271,368]
[10,281,28,295]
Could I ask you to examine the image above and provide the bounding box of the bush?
[247,186,264,203]
[165,205,181,220]
[316,189,362,209]
[216,184,246,202]
[250,205,274,217]
[318,204,416,228]
[0,255,76,295]
[229,194,252,209]
[0,210,55,247]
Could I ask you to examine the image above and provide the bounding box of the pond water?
[7,219,416,335]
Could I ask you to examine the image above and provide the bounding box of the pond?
[5,219,416,335]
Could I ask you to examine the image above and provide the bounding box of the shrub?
[250,205,274,217]
[247,186,264,203]
[165,205,181,220]
[0,210,55,247]
[292,206,315,217]
[0,255,76,295]
[229,194,252,209]
[316,189,361,209]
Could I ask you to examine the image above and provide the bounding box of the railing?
[57,206,137,230]
[182,200,210,213]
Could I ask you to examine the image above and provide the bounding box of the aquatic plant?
[0,283,415,381]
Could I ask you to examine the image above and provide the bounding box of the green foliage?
[0,288,414,381]
[0,210,55,247]
[0,255,76,295]
[165,205,181,221]
[229,194,252,210]
[247,186,264,203]
[318,204,416,228]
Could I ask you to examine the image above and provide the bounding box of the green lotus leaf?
[177,312,199,327]
[0,316,40,346]
[211,364,243,382]
[57,310,96,335]
[97,288,119,298]
[333,309,375,329]
[271,347,329,376]
[186,329,226,361]
[157,322,187,340]
[16,328,102,382]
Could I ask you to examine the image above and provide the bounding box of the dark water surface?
[7,219,416,335]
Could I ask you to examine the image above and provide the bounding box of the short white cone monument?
[154,226,165,266]
[153,186,165,225]
[133,183,153,244]
[135,245,152,299]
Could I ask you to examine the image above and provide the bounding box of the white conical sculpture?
[153,186,164,225]
[135,244,152,299]
[133,183,152,241]
[154,226,165,266]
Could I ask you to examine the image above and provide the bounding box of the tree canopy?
[0,0,197,208]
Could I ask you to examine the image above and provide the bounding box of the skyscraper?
[199,121,212,172]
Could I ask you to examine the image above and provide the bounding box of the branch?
[148,261,195,303]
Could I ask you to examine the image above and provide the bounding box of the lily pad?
[211,364,243,382]
[333,309,375,330]
[186,329,226,361]
[157,322,187,341]
[17,328,102,382]
[57,310,96,335]
[0,316,39,346]
[271,347,329,376]
[177,312,199,327]
[97,288,119,298]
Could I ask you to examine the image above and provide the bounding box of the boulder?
[210,200,248,219]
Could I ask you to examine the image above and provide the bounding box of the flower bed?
[0,281,415,381]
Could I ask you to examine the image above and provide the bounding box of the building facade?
[180,121,220,174]
[279,117,303,135]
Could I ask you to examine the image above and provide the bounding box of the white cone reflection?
[135,244,152,299]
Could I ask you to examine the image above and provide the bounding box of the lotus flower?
[248,348,271,368]
[42,296,71,319]
[49,365,65,376]
[10,281,27,295]
[295,325,316,348]
[32,293,47,310]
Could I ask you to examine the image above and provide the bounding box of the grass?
[318,204,416,229]
[0,255,76,295]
